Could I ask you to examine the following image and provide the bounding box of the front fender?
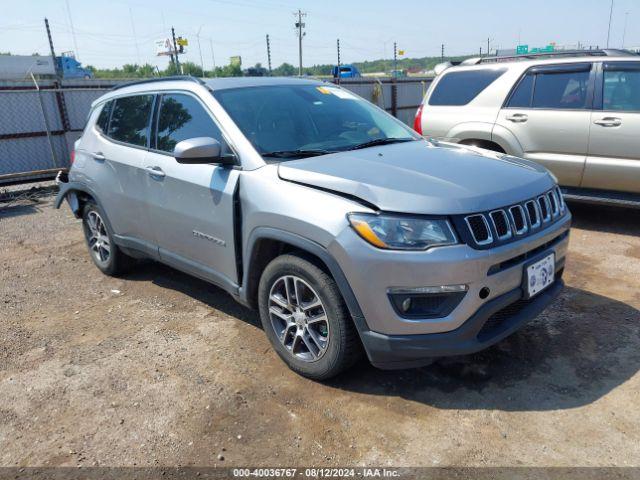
[241,226,367,334]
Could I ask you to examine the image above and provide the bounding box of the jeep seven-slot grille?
[458,188,566,249]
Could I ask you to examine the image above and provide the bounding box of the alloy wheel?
[268,275,330,362]
[85,211,111,264]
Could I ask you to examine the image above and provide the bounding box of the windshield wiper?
[346,137,415,151]
[261,149,333,159]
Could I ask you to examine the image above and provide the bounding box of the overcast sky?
[2,0,638,70]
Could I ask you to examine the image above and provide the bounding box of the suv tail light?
[70,149,75,166]
[413,104,424,135]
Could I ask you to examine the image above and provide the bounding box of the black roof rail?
[111,75,205,91]
[476,48,638,64]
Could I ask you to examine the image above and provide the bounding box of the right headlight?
[347,213,457,250]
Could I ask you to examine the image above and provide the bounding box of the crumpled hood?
[278,140,555,215]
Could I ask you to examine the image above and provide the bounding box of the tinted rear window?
[429,69,506,106]
[96,101,112,133]
[108,95,154,147]
[507,74,534,108]
[532,70,590,109]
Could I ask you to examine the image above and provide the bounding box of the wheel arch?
[241,227,367,333]
[55,181,100,218]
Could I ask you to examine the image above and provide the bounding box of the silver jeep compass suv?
[56,76,571,379]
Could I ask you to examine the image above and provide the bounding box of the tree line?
[84,54,472,79]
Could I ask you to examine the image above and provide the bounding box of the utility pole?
[129,8,141,65]
[606,0,614,48]
[487,37,490,57]
[196,25,204,77]
[441,44,444,61]
[479,46,483,57]
[294,10,306,76]
[393,41,397,77]
[44,18,62,80]
[266,34,272,75]
[622,11,629,48]
[171,27,181,74]
[209,38,216,74]
[64,0,80,59]
[336,38,341,84]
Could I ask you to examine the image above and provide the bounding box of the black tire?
[258,253,363,380]
[81,201,134,276]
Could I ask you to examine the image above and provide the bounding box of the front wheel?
[258,254,362,380]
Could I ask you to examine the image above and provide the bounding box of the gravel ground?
[1,186,639,468]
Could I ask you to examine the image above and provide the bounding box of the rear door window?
[428,69,506,106]
[603,65,640,111]
[532,69,591,109]
[154,93,225,153]
[107,95,154,147]
[95,101,112,133]
[506,74,534,108]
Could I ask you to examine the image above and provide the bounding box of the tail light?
[413,104,424,135]
[70,149,75,165]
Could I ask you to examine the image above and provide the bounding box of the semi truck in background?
[0,52,93,80]
[332,64,362,79]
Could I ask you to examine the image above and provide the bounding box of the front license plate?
[525,253,555,298]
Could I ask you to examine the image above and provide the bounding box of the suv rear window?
[429,69,506,106]
[506,64,592,109]
[107,95,154,147]
[603,68,640,111]
[96,101,112,133]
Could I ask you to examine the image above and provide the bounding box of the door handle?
[594,117,622,127]
[145,166,166,178]
[506,113,528,123]
[91,152,106,161]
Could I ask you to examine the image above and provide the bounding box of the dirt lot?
[1,185,639,468]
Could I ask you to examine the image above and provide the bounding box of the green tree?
[273,62,296,76]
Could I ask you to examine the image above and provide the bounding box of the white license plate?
[525,253,555,298]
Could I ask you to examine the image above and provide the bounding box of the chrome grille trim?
[538,195,551,222]
[525,200,541,229]
[464,214,493,245]
[461,188,566,248]
[547,190,560,217]
[508,205,528,235]
[489,209,512,240]
[555,186,566,213]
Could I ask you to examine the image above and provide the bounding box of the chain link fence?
[0,76,432,186]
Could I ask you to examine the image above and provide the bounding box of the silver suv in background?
[56,76,570,380]
[415,49,640,207]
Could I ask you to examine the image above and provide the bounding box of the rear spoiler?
[433,58,481,76]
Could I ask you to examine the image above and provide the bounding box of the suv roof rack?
[111,75,205,91]
[466,49,638,65]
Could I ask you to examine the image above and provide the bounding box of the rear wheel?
[81,202,134,276]
[258,254,362,380]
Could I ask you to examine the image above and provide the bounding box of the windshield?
[213,84,418,158]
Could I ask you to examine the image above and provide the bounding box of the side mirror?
[173,137,236,166]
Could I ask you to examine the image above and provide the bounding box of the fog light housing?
[387,285,468,319]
